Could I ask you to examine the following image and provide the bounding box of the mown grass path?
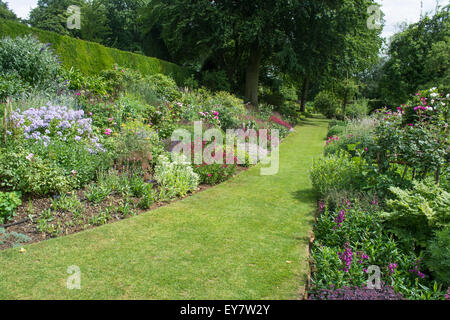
[0,117,328,299]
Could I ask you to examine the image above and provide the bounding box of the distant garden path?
[0,117,328,299]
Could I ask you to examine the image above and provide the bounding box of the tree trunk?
[300,77,310,113]
[245,44,262,107]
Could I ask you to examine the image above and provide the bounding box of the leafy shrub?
[146,74,181,102]
[0,147,72,195]
[0,35,62,97]
[324,118,377,157]
[345,99,368,119]
[154,154,199,200]
[328,119,346,128]
[313,91,340,118]
[99,65,143,95]
[177,89,247,130]
[314,202,384,249]
[112,120,164,176]
[310,152,364,197]
[425,227,450,286]
[0,72,29,100]
[277,101,302,125]
[0,191,22,224]
[85,183,111,204]
[207,91,247,130]
[51,192,83,214]
[138,184,157,209]
[327,125,345,138]
[382,180,450,249]
[202,70,231,92]
[193,163,236,185]
[119,96,157,123]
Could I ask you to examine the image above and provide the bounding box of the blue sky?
[6,0,448,39]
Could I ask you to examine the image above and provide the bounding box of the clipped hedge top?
[0,18,190,84]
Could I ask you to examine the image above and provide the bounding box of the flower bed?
[308,88,450,300]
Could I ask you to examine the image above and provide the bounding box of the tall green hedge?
[0,18,190,84]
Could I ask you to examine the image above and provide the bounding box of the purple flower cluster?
[334,209,346,229]
[337,243,353,272]
[309,284,404,300]
[409,258,425,279]
[388,263,398,274]
[318,201,325,212]
[11,103,104,153]
[446,287,450,300]
[356,251,370,264]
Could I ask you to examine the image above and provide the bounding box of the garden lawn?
[0,117,328,300]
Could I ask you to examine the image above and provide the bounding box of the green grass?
[0,117,328,299]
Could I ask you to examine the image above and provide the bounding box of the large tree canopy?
[277,0,382,111]
[143,0,295,105]
[27,0,148,52]
[378,5,449,106]
[142,0,382,106]
[0,0,17,21]
[28,0,84,36]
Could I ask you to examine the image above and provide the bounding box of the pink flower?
[104,129,112,136]
[207,174,212,177]
[408,123,414,126]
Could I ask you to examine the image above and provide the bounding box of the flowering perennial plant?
[199,110,221,127]
[325,135,339,146]
[269,116,293,130]
[10,104,104,153]
[337,243,353,272]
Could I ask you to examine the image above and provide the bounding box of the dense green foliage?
[142,0,382,107]
[154,154,199,200]
[425,227,450,286]
[383,180,450,249]
[310,87,450,299]
[0,18,190,83]
[0,1,16,21]
[377,5,449,106]
[0,191,21,224]
[313,91,341,119]
[0,35,62,99]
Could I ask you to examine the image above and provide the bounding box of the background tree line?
[0,0,448,110]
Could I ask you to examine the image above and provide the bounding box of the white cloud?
[7,0,38,20]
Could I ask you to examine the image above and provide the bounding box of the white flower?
[26,153,34,161]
